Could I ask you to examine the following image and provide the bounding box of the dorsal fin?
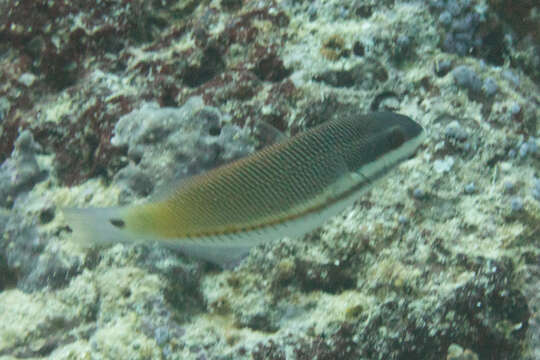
[150,120,287,201]
[252,120,288,149]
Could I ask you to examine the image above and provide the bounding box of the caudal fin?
[63,206,143,246]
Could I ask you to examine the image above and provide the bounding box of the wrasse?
[64,112,424,266]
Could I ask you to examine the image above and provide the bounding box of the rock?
[0,130,45,208]
[482,77,498,96]
[111,98,255,192]
[452,66,482,93]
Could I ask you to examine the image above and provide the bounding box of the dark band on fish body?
[110,218,125,228]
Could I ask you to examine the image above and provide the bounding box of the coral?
[314,59,389,89]
[110,98,255,193]
[430,0,503,63]
[0,210,94,292]
[430,0,540,81]
[0,130,45,207]
[482,77,499,97]
[452,65,483,94]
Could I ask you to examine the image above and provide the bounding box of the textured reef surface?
[0,0,538,359]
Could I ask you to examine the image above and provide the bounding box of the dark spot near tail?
[110,218,125,228]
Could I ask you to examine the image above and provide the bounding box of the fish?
[64,112,424,267]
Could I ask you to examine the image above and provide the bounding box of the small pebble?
[447,344,463,359]
[413,188,425,199]
[18,73,37,87]
[438,11,452,25]
[433,156,455,173]
[510,196,523,212]
[502,69,519,87]
[503,180,514,193]
[434,59,452,77]
[464,182,475,194]
[398,215,408,224]
[499,162,512,172]
[452,66,482,93]
[461,349,479,360]
[445,121,468,140]
[482,77,498,97]
[510,102,521,116]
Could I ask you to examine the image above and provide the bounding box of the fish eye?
[386,127,405,149]
[110,218,126,228]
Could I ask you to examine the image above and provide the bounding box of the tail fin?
[63,206,144,246]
